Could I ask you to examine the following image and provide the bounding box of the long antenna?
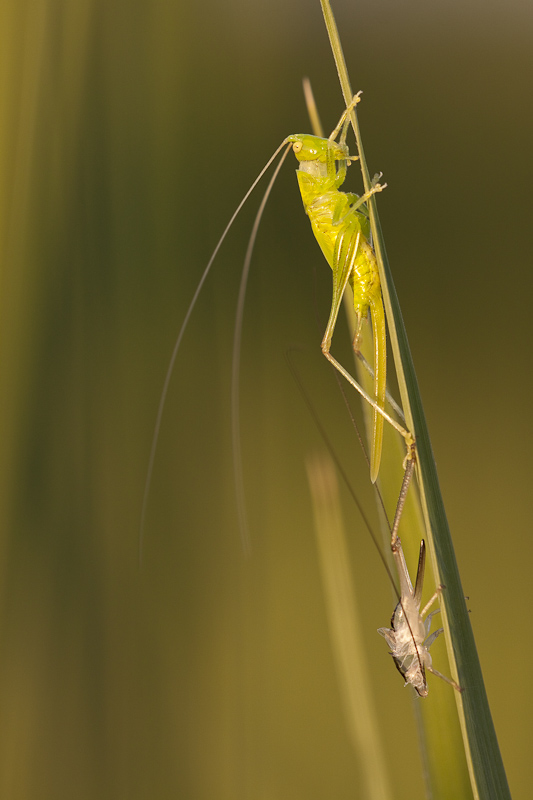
[139,140,291,563]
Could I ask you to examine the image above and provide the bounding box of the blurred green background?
[0,0,531,797]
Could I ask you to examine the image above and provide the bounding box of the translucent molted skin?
[378,539,450,698]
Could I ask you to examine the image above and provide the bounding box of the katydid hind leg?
[320,224,406,480]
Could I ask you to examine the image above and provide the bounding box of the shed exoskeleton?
[378,537,462,697]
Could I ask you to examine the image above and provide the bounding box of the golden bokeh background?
[0,1,531,798]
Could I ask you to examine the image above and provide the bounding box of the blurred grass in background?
[0,0,531,797]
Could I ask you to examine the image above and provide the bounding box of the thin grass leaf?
[352,299,472,799]
[319,2,512,799]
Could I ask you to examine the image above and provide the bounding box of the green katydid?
[140,92,414,554]
[287,92,414,482]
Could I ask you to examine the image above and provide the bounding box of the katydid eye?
[292,141,303,154]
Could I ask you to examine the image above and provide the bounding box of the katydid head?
[287,133,350,165]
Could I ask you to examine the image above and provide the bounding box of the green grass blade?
[319,2,512,799]
[346,294,472,800]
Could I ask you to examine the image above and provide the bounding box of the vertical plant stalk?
[318,2,512,799]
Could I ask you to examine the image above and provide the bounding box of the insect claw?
[401,439,417,471]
